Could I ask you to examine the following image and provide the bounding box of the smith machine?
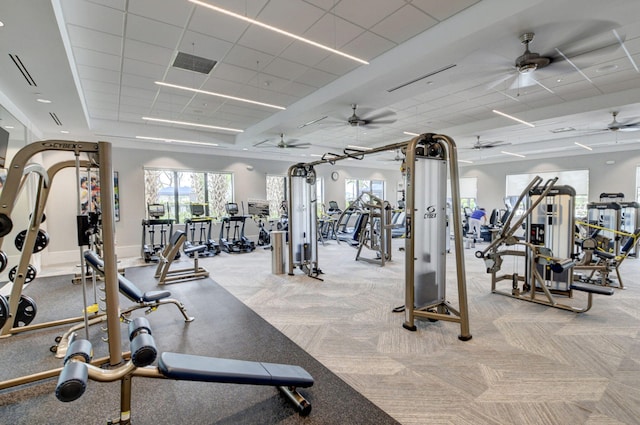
[286,133,471,341]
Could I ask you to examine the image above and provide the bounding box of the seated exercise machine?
[51,250,194,358]
[183,203,221,257]
[476,177,614,313]
[573,221,640,289]
[141,203,175,263]
[154,230,209,285]
[219,202,255,253]
[248,199,272,247]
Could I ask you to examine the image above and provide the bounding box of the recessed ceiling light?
[142,116,243,133]
[60,130,70,134]
[155,81,286,110]
[493,109,535,128]
[36,98,52,103]
[136,136,219,146]
[4,125,14,129]
[574,142,592,151]
[0,21,4,27]
[500,150,526,158]
[189,0,369,65]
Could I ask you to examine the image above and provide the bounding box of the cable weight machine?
[286,134,471,340]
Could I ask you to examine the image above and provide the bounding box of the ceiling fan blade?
[364,110,396,122]
[253,138,271,147]
[618,123,640,132]
[484,141,511,148]
[287,142,311,148]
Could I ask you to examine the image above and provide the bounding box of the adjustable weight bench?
[56,317,314,421]
[52,251,194,358]
[155,230,210,285]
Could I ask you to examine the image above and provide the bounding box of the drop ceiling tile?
[120,94,155,108]
[128,0,193,27]
[262,57,309,81]
[313,54,360,75]
[73,47,121,71]
[81,80,120,95]
[223,45,277,73]
[188,8,250,43]
[279,41,332,68]
[124,39,174,66]
[370,5,437,44]
[177,31,234,62]
[120,86,157,102]
[257,0,325,34]
[90,0,126,10]
[303,13,365,49]
[89,107,119,120]
[61,0,124,35]
[77,64,120,84]
[67,25,123,56]
[201,78,248,96]
[155,91,193,106]
[294,67,339,88]
[122,57,166,79]
[163,68,209,89]
[276,81,317,98]
[120,73,157,91]
[333,0,405,29]
[409,0,481,21]
[238,26,295,56]
[210,63,257,85]
[126,14,183,49]
[341,30,395,62]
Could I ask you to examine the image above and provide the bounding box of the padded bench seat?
[83,250,171,303]
[158,352,314,388]
[571,282,615,296]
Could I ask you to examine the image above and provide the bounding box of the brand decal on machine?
[423,205,437,219]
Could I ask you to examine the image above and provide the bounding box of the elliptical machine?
[219,202,255,253]
[183,203,221,257]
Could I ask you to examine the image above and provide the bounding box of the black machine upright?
[183,203,221,257]
[141,204,174,263]
[219,202,255,253]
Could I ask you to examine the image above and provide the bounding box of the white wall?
[460,149,640,211]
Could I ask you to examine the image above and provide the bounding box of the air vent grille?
[387,64,456,92]
[173,52,217,74]
[9,54,37,86]
[49,112,62,126]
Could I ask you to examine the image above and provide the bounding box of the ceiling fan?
[253,133,311,149]
[346,104,396,127]
[467,136,511,150]
[601,111,640,132]
[487,27,621,91]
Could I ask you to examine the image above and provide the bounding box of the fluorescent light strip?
[613,29,639,73]
[403,131,420,136]
[189,0,368,65]
[500,150,525,158]
[574,142,593,151]
[142,116,243,133]
[347,144,372,150]
[458,159,474,164]
[492,109,535,128]
[156,81,285,110]
[555,48,593,84]
[136,136,218,146]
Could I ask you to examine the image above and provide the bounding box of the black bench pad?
[158,352,314,388]
[571,282,615,296]
[84,250,171,302]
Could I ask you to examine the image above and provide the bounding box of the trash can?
[271,231,285,274]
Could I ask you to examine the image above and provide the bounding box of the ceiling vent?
[9,54,37,86]
[387,64,456,92]
[172,52,217,74]
[49,112,62,126]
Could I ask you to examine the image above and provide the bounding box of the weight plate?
[0,295,8,328]
[14,229,50,253]
[0,251,7,273]
[8,264,38,284]
[13,295,37,327]
[0,213,13,238]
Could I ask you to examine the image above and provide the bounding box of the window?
[266,174,286,219]
[144,168,233,222]
[506,169,589,217]
[448,177,477,211]
[636,166,640,201]
[345,179,385,205]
